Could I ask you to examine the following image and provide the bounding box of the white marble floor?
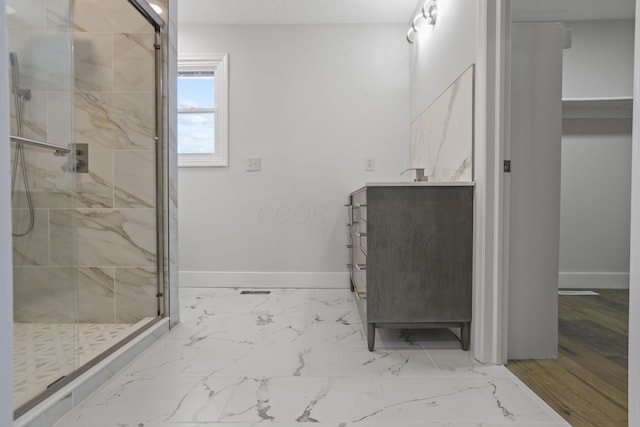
[53,288,569,427]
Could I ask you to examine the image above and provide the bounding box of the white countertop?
[351,181,475,193]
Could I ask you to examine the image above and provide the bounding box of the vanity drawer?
[346,198,355,273]
[354,268,367,297]
[358,203,367,221]
[352,189,367,221]
[360,234,367,255]
[356,219,367,255]
[352,241,367,295]
[356,203,367,221]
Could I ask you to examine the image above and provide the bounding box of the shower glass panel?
[9,0,164,415]
[7,0,78,410]
[69,0,160,360]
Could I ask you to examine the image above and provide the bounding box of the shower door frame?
[127,0,169,320]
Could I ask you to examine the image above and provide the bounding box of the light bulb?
[411,14,422,32]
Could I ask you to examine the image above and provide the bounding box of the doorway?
[505,4,634,425]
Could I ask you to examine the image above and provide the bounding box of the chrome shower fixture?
[9,52,31,100]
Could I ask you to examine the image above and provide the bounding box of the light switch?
[365,158,375,171]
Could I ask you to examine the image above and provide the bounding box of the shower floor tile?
[13,320,151,410]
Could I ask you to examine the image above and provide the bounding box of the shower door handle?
[10,135,71,155]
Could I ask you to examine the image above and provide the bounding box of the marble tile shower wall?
[13,0,158,324]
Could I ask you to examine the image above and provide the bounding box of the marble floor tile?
[73,424,343,427]
[179,288,318,323]
[314,307,363,327]
[374,376,566,424]
[343,423,569,427]
[163,311,316,348]
[220,376,383,423]
[56,423,569,427]
[57,375,242,425]
[427,349,511,376]
[121,341,311,378]
[308,346,439,377]
[53,288,569,427]
[311,288,357,312]
[298,320,366,348]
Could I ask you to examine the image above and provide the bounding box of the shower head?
[9,52,20,89]
[9,52,31,100]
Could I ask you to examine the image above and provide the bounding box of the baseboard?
[559,272,629,289]
[179,271,350,289]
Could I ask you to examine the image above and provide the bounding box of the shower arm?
[10,135,70,156]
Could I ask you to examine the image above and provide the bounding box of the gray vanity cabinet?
[347,184,473,351]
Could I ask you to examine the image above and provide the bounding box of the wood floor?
[508,289,629,426]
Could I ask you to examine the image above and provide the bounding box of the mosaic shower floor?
[13,319,153,409]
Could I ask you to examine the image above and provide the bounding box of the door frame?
[471,0,511,365]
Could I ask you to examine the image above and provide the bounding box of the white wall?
[1,0,15,420]
[178,24,409,287]
[559,133,632,287]
[563,20,634,99]
[409,0,478,120]
[559,19,634,289]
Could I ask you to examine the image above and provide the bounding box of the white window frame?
[177,53,229,167]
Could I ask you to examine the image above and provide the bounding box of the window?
[177,53,228,167]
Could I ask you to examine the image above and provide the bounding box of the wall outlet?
[246,157,261,171]
[365,158,375,171]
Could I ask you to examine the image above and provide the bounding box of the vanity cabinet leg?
[367,323,375,351]
[350,279,355,292]
[461,322,471,351]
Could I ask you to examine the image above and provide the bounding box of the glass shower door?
[7,0,78,411]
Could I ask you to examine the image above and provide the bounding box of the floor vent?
[240,290,271,295]
[558,290,600,296]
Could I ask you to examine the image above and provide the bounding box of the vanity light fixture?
[406,0,437,44]
[422,1,437,25]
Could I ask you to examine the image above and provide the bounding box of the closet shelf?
[562,97,633,119]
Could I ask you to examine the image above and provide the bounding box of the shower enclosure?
[7,0,168,416]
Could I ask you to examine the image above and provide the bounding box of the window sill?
[178,156,228,168]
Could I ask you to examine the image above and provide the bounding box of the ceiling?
[177,0,419,25]
[512,0,634,21]
[177,0,635,26]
